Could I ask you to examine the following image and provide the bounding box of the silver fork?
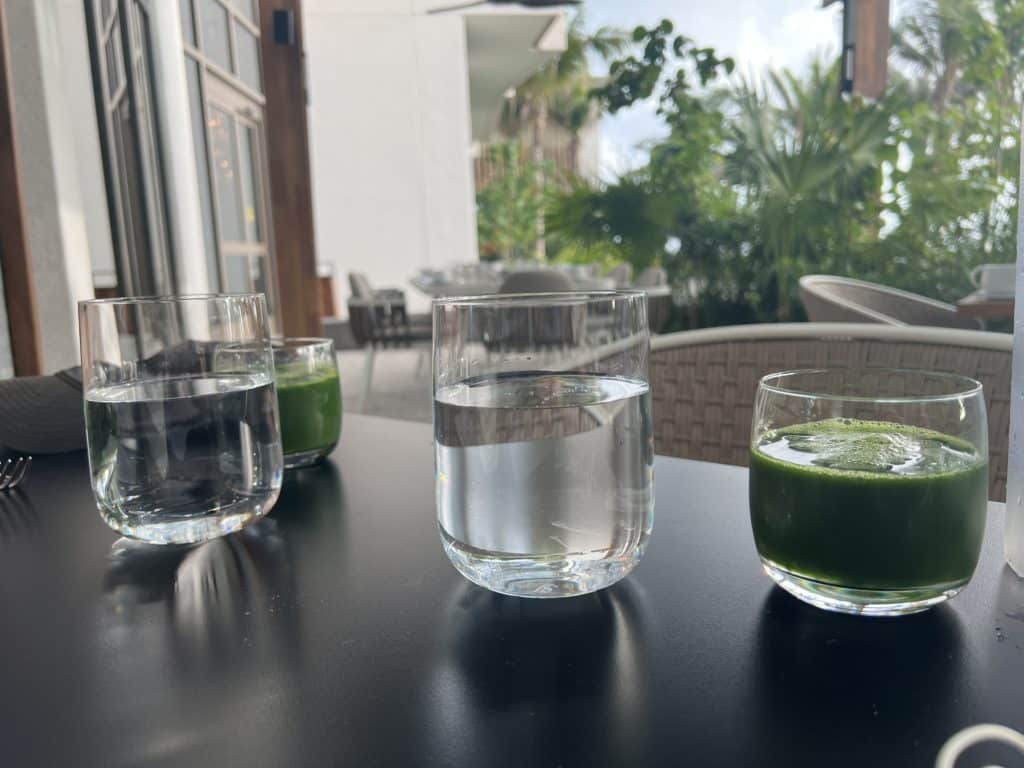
[0,456,31,491]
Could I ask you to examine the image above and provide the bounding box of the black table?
[1,414,1022,767]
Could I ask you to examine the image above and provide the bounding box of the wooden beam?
[259,2,322,338]
[853,0,889,100]
[841,0,890,100]
[0,2,42,375]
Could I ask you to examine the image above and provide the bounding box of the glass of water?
[433,290,653,597]
[79,294,283,545]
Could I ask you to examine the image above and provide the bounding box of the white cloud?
[737,5,840,77]
[598,96,667,180]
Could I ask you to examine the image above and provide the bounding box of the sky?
[580,0,905,176]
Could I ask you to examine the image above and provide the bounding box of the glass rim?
[758,368,983,403]
[271,337,334,351]
[431,289,647,308]
[78,292,266,308]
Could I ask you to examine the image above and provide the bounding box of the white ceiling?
[464,10,567,142]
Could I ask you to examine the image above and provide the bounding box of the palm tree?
[892,1,1022,256]
[891,0,984,112]
[722,61,892,318]
[498,16,626,257]
[547,79,595,177]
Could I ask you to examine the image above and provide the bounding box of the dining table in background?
[956,290,1015,321]
[0,413,1021,767]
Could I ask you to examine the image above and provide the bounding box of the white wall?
[304,0,479,316]
[7,0,111,372]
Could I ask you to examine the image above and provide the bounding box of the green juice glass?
[273,338,342,469]
[749,369,989,616]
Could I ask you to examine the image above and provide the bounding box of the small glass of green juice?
[272,338,342,469]
[750,369,988,616]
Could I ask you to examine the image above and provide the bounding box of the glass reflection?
[96,519,300,764]
[271,460,347,547]
[425,581,651,766]
[747,589,966,760]
[102,519,297,676]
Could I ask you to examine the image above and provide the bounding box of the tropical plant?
[475,143,554,261]
[544,2,1023,328]
[497,15,627,257]
[720,62,894,318]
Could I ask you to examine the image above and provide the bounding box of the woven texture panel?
[651,337,1011,501]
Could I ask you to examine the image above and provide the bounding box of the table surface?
[2,414,1023,767]
[956,290,1015,319]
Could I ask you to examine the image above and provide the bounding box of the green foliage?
[544,2,1023,327]
[476,143,554,262]
[490,15,628,257]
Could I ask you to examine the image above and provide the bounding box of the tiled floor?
[337,346,432,424]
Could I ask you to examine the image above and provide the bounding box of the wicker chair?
[799,274,981,330]
[650,323,1012,500]
[498,270,574,294]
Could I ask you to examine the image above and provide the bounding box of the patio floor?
[337,346,432,424]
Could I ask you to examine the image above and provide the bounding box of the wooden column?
[0,2,42,376]
[839,0,890,100]
[259,1,322,338]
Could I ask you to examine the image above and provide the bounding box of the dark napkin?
[0,368,85,455]
[0,341,253,457]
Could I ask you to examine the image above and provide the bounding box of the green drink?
[750,418,988,607]
[273,338,342,469]
[277,368,342,456]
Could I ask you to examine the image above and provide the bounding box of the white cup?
[970,263,1016,298]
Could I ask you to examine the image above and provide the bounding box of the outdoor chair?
[348,271,404,302]
[650,323,1012,500]
[347,274,431,409]
[498,269,574,294]
[484,271,580,349]
[607,263,633,287]
[799,274,981,330]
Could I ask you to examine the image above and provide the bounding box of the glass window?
[224,252,251,293]
[209,107,244,242]
[104,25,124,98]
[186,57,221,290]
[128,2,141,48]
[251,254,271,297]
[236,0,258,24]
[236,124,262,243]
[179,0,196,47]
[198,0,231,72]
[235,24,261,92]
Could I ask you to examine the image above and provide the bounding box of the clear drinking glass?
[272,338,342,469]
[750,369,989,616]
[79,294,283,545]
[433,290,654,598]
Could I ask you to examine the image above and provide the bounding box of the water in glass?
[435,371,653,597]
[86,373,282,544]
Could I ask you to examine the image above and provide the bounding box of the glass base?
[283,445,334,470]
[761,557,967,616]
[441,528,645,598]
[99,490,279,545]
